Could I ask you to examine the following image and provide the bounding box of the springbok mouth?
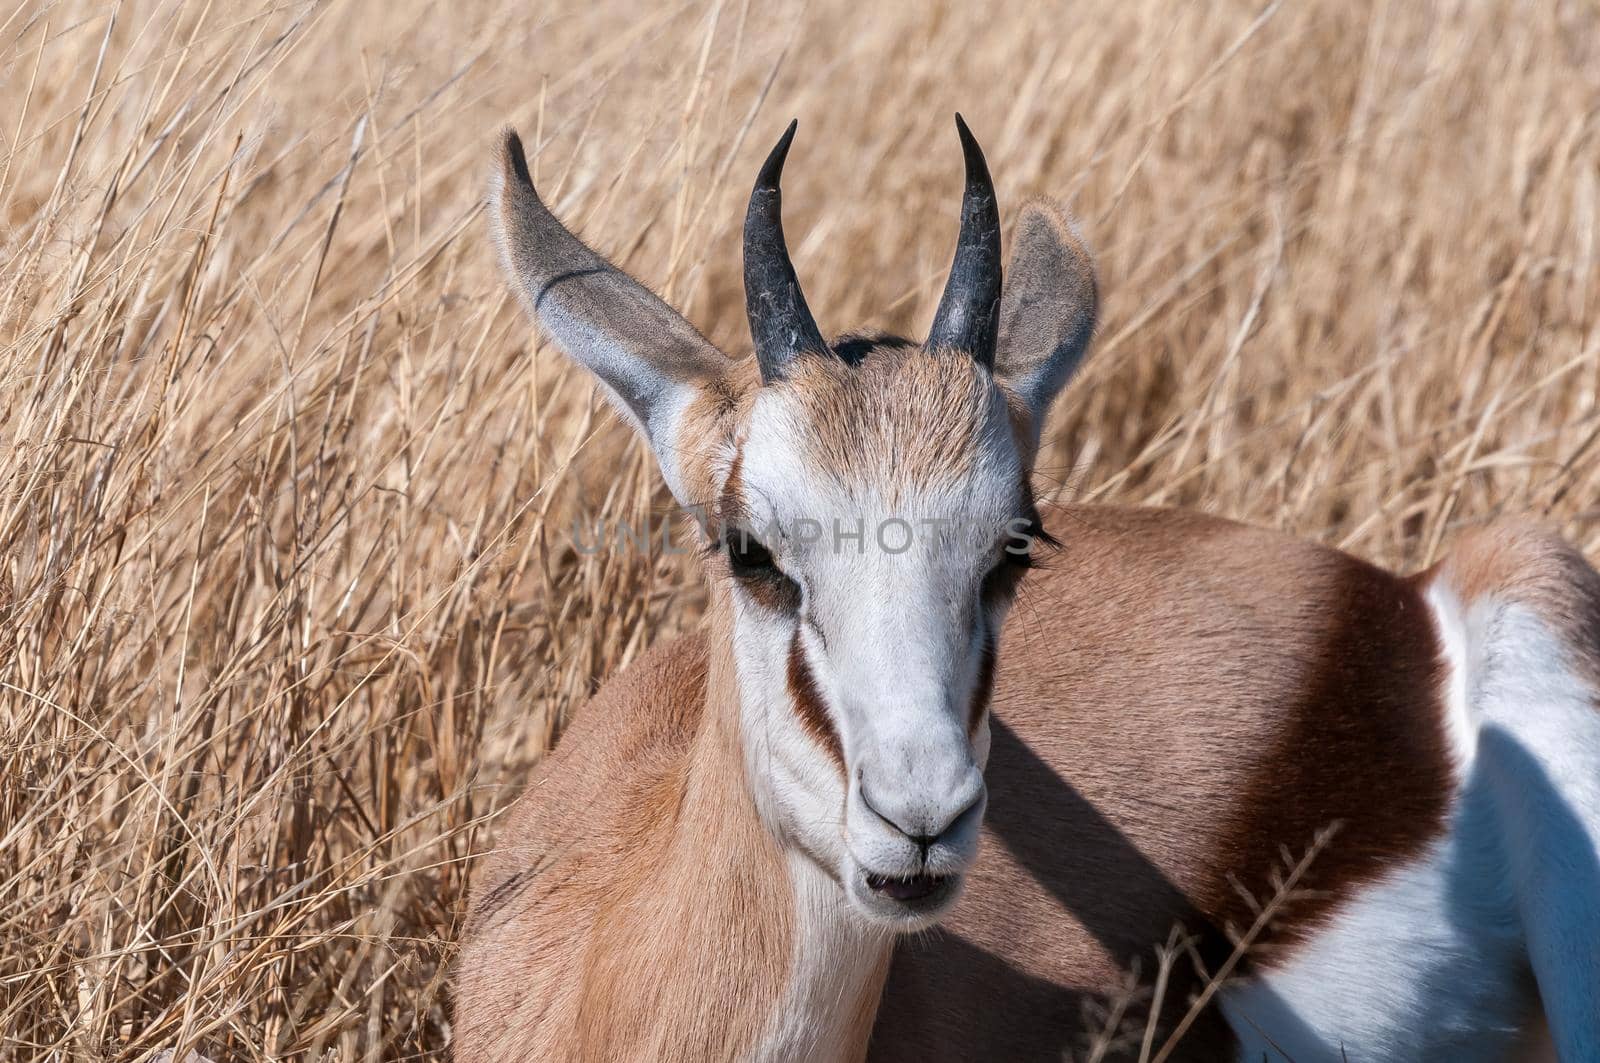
[864,871,950,903]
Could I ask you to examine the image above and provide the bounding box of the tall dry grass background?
[1,0,1598,1057]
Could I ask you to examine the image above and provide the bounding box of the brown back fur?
[458,503,1461,1060]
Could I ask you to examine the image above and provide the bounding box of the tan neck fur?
[459,587,892,1061]
[569,595,795,1058]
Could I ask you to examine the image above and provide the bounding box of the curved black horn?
[744,120,828,383]
[926,114,1002,367]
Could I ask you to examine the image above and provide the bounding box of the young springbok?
[455,116,1600,1061]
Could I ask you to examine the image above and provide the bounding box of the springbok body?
[455,118,1600,1061]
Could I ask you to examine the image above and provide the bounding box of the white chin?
[845,867,966,930]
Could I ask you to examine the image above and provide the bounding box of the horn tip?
[952,113,978,151]
[756,119,800,191]
[952,113,991,183]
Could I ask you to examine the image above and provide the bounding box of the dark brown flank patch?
[1211,553,1453,953]
[788,630,843,768]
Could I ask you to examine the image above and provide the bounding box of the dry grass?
[1,0,1597,1058]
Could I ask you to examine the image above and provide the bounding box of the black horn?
[744,120,828,383]
[926,114,1002,367]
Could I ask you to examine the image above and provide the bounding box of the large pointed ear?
[995,198,1098,451]
[491,130,729,505]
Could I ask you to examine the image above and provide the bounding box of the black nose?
[860,785,984,859]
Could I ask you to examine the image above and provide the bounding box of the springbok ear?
[491,130,729,505]
[995,199,1098,449]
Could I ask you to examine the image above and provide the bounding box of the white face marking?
[723,362,1030,929]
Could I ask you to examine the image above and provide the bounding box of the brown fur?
[680,362,758,510]
[455,596,794,1061]
[872,504,1455,1061]
[1422,521,1600,691]
[458,502,1475,1061]
[775,347,1000,501]
[468,162,1552,1059]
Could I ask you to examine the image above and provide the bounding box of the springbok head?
[492,117,1095,929]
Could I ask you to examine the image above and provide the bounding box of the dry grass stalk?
[2,0,1597,1058]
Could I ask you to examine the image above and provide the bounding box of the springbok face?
[492,116,1096,929]
[721,344,1035,926]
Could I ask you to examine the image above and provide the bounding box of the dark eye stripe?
[968,628,999,736]
[726,530,775,572]
[986,529,1037,600]
[984,499,1057,607]
[984,555,1028,602]
[787,631,843,768]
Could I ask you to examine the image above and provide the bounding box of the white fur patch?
[751,854,891,1060]
[1219,835,1533,1062]
[1219,589,1600,1060]
[1423,580,1480,771]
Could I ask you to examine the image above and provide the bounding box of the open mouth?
[864,871,951,903]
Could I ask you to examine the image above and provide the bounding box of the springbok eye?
[722,529,802,612]
[984,549,1031,602]
[985,515,1052,600]
[725,530,778,576]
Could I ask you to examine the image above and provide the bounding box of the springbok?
[455,116,1600,1062]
